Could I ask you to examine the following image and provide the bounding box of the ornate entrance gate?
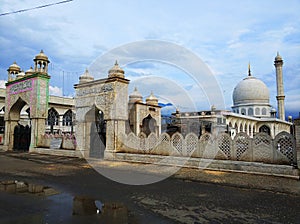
[4,51,50,151]
[74,62,129,158]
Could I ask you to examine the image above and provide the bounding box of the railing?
[118,131,297,166]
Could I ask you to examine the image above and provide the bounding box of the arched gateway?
[4,51,50,151]
[74,62,129,158]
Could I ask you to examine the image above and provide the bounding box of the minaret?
[274,52,285,120]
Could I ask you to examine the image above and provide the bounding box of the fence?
[118,131,297,166]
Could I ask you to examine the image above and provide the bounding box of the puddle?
[0,180,59,196]
[72,196,129,223]
[0,180,134,224]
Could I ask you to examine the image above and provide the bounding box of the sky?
[0,0,299,118]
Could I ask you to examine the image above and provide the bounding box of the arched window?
[248,108,253,116]
[141,114,157,136]
[259,125,270,135]
[262,108,267,115]
[255,108,260,115]
[63,110,73,126]
[241,108,246,115]
[47,108,59,126]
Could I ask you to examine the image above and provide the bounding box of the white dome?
[233,76,269,106]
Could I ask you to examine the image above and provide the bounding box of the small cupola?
[108,61,125,78]
[34,50,50,73]
[79,69,94,84]
[129,87,143,104]
[25,66,34,76]
[7,61,21,81]
[146,91,158,106]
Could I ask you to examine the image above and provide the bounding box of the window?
[241,108,246,115]
[255,108,260,115]
[262,108,267,115]
[63,110,73,126]
[248,108,253,116]
[47,108,59,126]
[259,125,270,135]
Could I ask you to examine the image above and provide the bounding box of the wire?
[0,0,74,17]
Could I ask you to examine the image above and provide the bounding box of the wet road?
[0,152,299,224]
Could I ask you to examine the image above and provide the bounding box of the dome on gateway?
[232,73,270,106]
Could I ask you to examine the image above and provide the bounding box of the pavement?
[0,150,300,223]
[1,150,300,195]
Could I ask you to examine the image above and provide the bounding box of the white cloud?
[0,0,299,114]
[49,86,62,96]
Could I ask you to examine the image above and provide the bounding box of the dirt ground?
[0,151,299,224]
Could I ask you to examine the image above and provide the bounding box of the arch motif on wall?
[217,133,232,159]
[274,131,296,164]
[234,132,250,160]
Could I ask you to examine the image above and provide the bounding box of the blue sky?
[0,0,299,118]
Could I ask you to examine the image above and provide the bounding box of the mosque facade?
[0,51,297,167]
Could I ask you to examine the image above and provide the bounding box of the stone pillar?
[29,118,46,151]
[104,120,126,159]
[274,53,285,121]
[3,120,18,151]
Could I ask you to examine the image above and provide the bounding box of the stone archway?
[10,98,31,151]
[74,62,130,159]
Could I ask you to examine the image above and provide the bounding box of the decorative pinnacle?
[248,62,251,76]
[115,60,118,66]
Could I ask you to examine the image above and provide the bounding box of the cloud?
[0,0,299,115]
[49,86,62,97]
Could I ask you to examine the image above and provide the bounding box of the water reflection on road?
[0,180,132,224]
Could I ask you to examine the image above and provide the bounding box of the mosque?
[167,53,292,139]
[0,50,296,159]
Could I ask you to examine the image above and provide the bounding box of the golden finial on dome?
[248,62,251,76]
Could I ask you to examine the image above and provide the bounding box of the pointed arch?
[63,109,73,126]
[259,125,271,135]
[9,97,29,120]
[141,114,157,136]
